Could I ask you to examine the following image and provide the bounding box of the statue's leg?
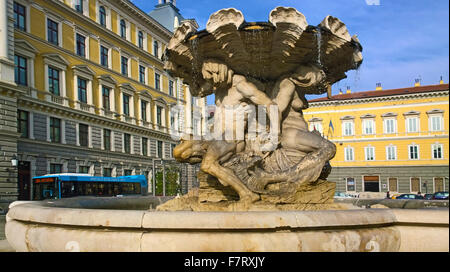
[282,129,336,183]
[200,141,260,202]
[255,129,336,187]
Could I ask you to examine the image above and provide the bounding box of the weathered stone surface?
[5,201,449,251]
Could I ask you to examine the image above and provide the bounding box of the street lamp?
[422,181,427,194]
[11,154,18,167]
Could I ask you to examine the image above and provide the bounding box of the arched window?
[99,6,106,27]
[138,31,144,49]
[120,19,126,38]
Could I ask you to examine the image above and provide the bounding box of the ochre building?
[304,82,449,195]
[0,0,205,205]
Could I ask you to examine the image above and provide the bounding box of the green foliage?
[153,165,180,196]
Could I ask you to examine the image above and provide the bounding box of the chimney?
[346,86,351,94]
[414,78,421,87]
[440,76,444,84]
[339,88,343,95]
[159,0,176,5]
[376,82,382,90]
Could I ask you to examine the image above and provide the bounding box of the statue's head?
[290,64,328,94]
[173,134,208,164]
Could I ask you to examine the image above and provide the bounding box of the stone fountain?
[160,6,363,211]
[5,7,448,252]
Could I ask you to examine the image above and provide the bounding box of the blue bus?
[32,174,148,200]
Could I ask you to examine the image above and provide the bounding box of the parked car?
[395,194,424,200]
[432,191,449,200]
[334,192,353,199]
[391,194,401,199]
[424,194,434,200]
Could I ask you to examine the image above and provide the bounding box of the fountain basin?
[5,197,448,252]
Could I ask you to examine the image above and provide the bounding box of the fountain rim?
[6,199,449,231]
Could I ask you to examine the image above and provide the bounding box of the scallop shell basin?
[164,6,363,95]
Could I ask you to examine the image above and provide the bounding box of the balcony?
[101,108,118,119]
[76,101,95,114]
[45,92,69,107]
[120,114,136,125]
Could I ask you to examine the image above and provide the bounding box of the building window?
[142,137,148,156]
[50,163,62,174]
[99,6,106,27]
[156,106,162,126]
[342,121,354,136]
[155,73,161,90]
[384,119,396,134]
[157,140,163,158]
[406,117,419,133]
[123,94,130,116]
[74,0,83,13]
[430,116,443,132]
[103,168,112,177]
[120,19,126,38]
[408,144,419,160]
[17,110,29,138]
[79,123,89,147]
[77,77,88,103]
[309,122,323,135]
[47,18,59,45]
[124,169,132,176]
[76,33,86,58]
[171,144,176,158]
[153,41,159,58]
[102,86,110,111]
[14,1,26,31]
[386,145,397,160]
[79,166,89,174]
[346,177,355,192]
[432,144,443,159]
[50,117,61,143]
[362,119,375,135]
[388,177,398,192]
[48,66,60,96]
[344,147,354,161]
[103,129,111,151]
[193,119,200,135]
[138,31,144,49]
[14,55,27,86]
[364,146,375,161]
[139,65,146,84]
[100,46,109,67]
[169,80,174,96]
[434,177,444,192]
[124,133,131,153]
[410,177,420,193]
[141,100,147,121]
[121,56,128,76]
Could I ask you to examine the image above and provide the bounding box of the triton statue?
[159,7,363,211]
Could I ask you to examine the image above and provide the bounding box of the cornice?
[18,137,169,163]
[115,0,173,38]
[17,95,175,141]
[309,90,449,108]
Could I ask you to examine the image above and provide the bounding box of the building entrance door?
[18,161,31,200]
[363,176,380,192]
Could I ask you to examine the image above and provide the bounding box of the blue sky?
[133,0,449,104]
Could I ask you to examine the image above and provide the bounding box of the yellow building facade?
[304,82,449,195]
[3,0,205,201]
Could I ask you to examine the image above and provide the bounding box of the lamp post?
[11,154,18,167]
